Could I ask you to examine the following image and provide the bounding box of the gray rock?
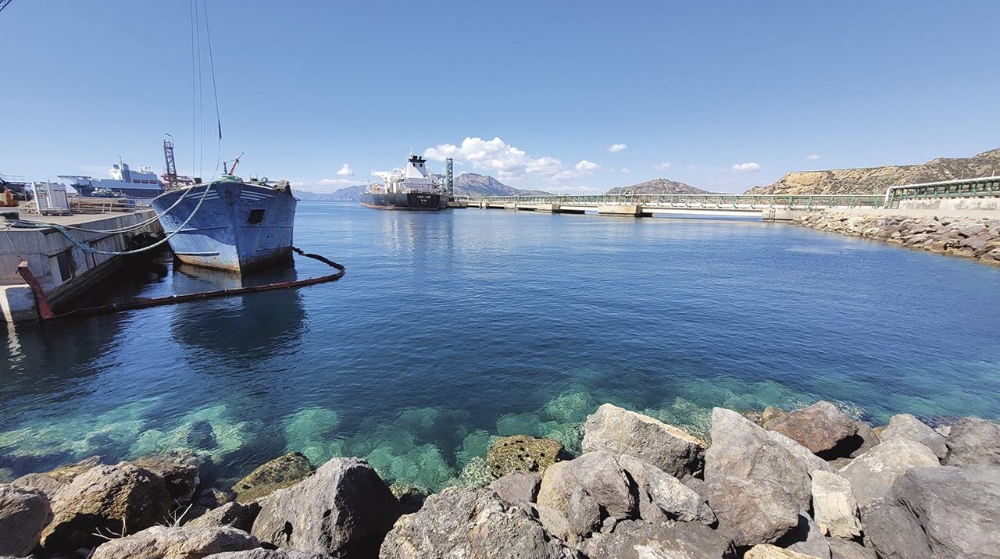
[777,509,832,559]
[134,454,202,505]
[197,487,233,508]
[585,518,737,559]
[187,502,261,532]
[771,401,858,456]
[745,545,818,559]
[827,538,876,559]
[11,473,68,502]
[567,487,602,540]
[380,488,580,558]
[205,550,326,559]
[811,470,862,540]
[90,526,258,559]
[582,403,706,478]
[849,421,878,458]
[839,438,939,510]
[489,471,541,509]
[619,454,716,525]
[0,484,53,557]
[879,414,948,460]
[40,462,173,553]
[944,416,1000,467]
[705,408,830,510]
[705,475,800,547]
[537,451,636,523]
[251,457,399,557]
[866,466,1000,559]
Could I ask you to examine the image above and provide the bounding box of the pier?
[0,210,162,322]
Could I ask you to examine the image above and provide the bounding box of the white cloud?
[806,154,820,160]
[318,178,357,186]
[526,156,562,176]
[608,143,627,153]
[731,162,761,172]
[653,162,672,171]
[425,137,531,180]
[575,160,600,173]
[621,167,631,174]
[336,164,354,176]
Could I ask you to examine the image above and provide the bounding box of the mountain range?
[606,178,709,195]
[746,147,1000,196]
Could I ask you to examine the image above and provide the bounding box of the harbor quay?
[0,208,162,322]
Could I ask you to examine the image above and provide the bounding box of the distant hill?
[296,185,366,201]
[746,147,1000,196]
[606,178,710,195]
[454,173,550,197]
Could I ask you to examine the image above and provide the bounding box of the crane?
[224,153,244,175]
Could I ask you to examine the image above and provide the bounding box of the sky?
[2,1,999,194]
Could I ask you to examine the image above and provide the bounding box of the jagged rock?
[486,435,564,478]
[489,471,541,509]
[705,475,799,547]
[0,484,52,557]
[705,408,830,510]
[389,483,429,515]
[536,450,636,539]
[770,401,858,457]
[39,462,172,553]
[187,502,261,532]
[233,453,312,504]
[849,421,878,458]
[380,488,580,558]
[11,473,68,502]
[90,526,258,559]
[582,403,706,478]
[205,550,327,559]
[197,487,233,508]
[944,416,1000,467]
[745,544,818,559]
[827,538,876,559]
[776,509,832,559]
[839,438,939,510]
[879,414,948,460]
[811,470,862,540]
[865,466,1000,559]
[251,457,399,557]
[134,454,203,505]
[618,454,715,525]
[761,407,789,430]
[584,518,737,559]
[46,456,103,483]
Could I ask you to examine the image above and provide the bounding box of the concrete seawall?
[1,211,163,322]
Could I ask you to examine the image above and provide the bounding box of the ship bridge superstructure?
[372,155,442,195]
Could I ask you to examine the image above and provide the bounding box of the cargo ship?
[60,161,164,199]
[361,155,448,210]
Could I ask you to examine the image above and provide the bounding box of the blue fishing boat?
[151,174,297,273]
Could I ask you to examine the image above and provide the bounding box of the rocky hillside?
[747,147,1000,196]
[297,185,366,201]
[454,173,550,197]
[607,178,710,195]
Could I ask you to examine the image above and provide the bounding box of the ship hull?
[75,184,165,198]
[151,182,297,273]
[360,192,447,210]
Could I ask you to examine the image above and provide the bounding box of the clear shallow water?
[2,202,999,491]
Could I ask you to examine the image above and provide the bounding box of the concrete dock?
[1,204,163,322]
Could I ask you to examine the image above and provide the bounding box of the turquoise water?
[2,202,999,491]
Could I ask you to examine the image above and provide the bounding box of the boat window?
[247,209,265,224]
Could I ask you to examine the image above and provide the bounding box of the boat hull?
[75,184,164,198]
[360,192,447,210]
[151,182,296,273]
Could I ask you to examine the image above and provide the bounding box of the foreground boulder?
[770,401,858,456]
[134,454,203,506]
[40,462,172,553]
[234,452,312,504]
[536,451,636,542]
[705,408,830,509]
[705,475,799,547]
[380,488,580,558]
[582,403,706,477]
[944,416,1000,467]
[487,435,564,478]
[90,526,258,559]
[810,470,862,540]
[489,471,541,510]
[745,544,817,559]
[585,518,737,559]
[187,501,261,532]
[251,457,400,557]
[865,466,1000,559]
[205,550,326,559]
[879,414,947,460]
[0,484,53,557]
[618,454,716,525]
[839,438,939,510]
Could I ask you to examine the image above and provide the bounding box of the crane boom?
[0,0,15,13]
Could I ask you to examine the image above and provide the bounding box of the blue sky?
[2,1,999,194]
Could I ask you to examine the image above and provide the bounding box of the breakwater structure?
[0,209,163,323]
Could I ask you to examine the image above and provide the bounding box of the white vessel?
[60,161,164,198]
[362,155,448,210]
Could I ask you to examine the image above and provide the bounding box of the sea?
[2,202,999,491]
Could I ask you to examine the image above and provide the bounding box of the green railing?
[474,193,884,209]
[884,176,1000,208]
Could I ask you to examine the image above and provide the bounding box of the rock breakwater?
[2,401,999,558]
[794,212,1000,265]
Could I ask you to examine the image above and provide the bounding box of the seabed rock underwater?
[1,400,998,558]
